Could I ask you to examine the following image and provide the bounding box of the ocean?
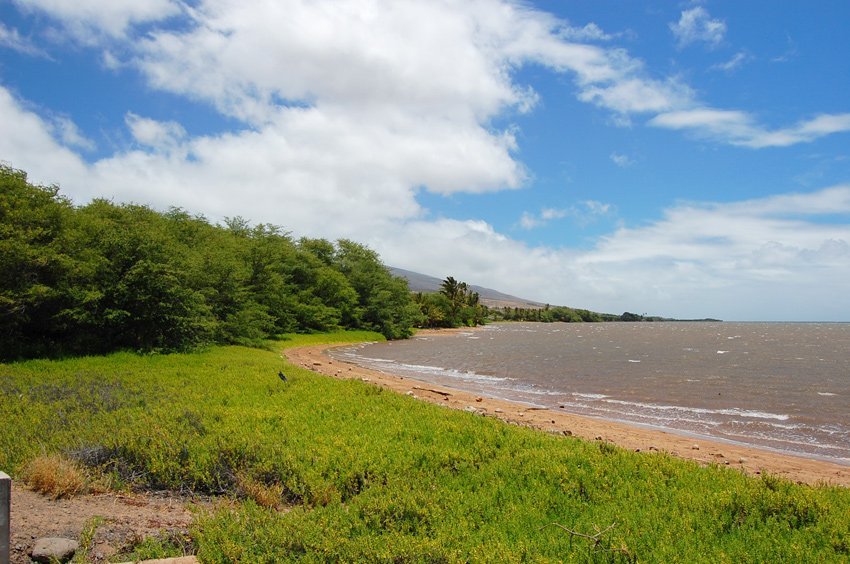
[330,322,850,464]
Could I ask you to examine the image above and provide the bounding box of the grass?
[21,454,97,499]
[2,331,849,561]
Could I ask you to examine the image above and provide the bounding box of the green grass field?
[2,332,849,562]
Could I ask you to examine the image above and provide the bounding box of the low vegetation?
[2,332,849,561]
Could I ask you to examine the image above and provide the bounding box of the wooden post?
[0,471,9,564]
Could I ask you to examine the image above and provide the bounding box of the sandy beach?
[285,329,850,488]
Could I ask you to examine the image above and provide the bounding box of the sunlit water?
[331,322,850,463]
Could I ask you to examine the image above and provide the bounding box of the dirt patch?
[9,482,211,563]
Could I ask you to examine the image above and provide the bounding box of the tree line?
[0,165,422,360]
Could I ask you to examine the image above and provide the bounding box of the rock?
[475,397,483,402]
[31,537,79,563]
[691,444,700,450]
[562,430,572,436]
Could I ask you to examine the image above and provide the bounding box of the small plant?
[22,454,91,499]
[71,516,104,563]
[236,471,284,509]
[114,530,194,562]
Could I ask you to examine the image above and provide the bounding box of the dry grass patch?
[235,472,284,509]
[22,454,101,499]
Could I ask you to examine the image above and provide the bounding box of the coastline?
[285,328,850,487]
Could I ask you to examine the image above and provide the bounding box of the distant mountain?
[389,267,545,309]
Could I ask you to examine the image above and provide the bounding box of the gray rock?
[31,537,79,563]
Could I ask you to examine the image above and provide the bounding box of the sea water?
[330,322,850,464]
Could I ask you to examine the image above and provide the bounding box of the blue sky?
[2,1,849,321]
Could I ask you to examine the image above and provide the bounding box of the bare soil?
[9,482,210,563]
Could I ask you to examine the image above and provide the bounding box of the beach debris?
[278,371,287,382]
[475,397,483,402]
[692,444,700,450]
[594,436,603,441]
[312,362,322,366]
[739,457,747,464]
[540,522,629,558]
[31,537,79,563]
[413,386,451,397]
[361,377,371,382]
[494,408,503,413]
[562,430,572,436]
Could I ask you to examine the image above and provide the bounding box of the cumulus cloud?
[670,7,726,48]
[12,0,180,41]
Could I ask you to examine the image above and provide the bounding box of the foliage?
[413,276,487,328]
[1,333,849,561]
[0,165,419,359]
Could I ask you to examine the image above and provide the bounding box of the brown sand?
[285,329,850,487]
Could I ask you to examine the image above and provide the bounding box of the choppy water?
[331,322,850,463]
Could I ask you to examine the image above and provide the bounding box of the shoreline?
[285,328,850,487]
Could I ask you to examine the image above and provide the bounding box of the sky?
[1,1,849,321]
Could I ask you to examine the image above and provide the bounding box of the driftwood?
[541,521,631,557]
[412,386,452,397]
[541,522,616,545]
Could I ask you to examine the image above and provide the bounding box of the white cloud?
[0,21,49,57]
[610,152,634,167]
[519,211,542,230]
[670,7,726,48]
[381,187,850,321]
[12,0,180,41]
[650,109,850,148]
[0,87,90,190]
[125,113,187,152]
[520,202,611,230]
[519,207,569,229]
[710,51,750,73]
[561,22,613,42]
[51,115,96,151]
